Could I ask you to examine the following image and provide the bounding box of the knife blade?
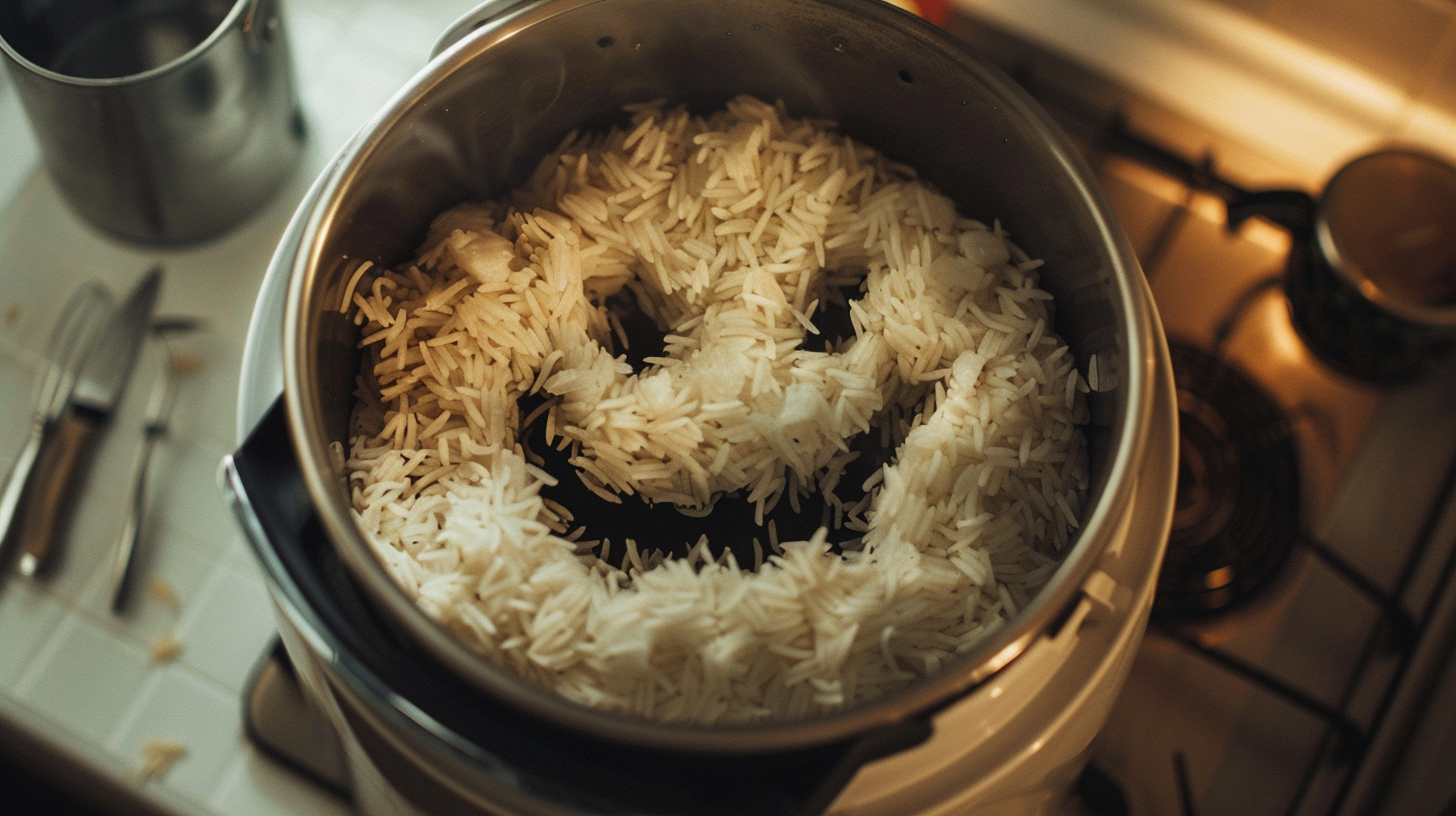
[14,266,163,579]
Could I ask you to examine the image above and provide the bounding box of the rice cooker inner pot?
[276,0,1155,783]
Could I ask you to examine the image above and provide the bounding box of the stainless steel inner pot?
[241,0,1166,810]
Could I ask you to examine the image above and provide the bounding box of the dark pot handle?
[224,397,934,816]
[1225,188,1317,237]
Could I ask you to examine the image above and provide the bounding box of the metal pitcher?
[0,0,305,245]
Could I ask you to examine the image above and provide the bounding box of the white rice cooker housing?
[228,0,1179,810]
[235,185,1175,814]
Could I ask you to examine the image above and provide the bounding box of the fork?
[0,283,113,553]
[109,328,188,611]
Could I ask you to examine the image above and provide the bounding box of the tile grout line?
[7,613,79,701]
[104,664,167,756]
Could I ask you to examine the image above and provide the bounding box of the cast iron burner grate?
[1155,341,1301,620]
[967,52,1456,816]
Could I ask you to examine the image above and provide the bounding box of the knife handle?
[16,412,100,578]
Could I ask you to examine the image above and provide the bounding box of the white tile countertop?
[0,1,485,813]
[11,2,1452,815]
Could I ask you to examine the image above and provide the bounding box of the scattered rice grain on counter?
[345,96,1089,724]
[170,352,205,377]
[150,577,180,609]
[149,636,182,663]
[139,740,186,781]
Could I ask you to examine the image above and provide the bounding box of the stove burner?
[1155,341,1302,620]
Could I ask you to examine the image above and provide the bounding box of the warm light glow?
[986,642,1025,676]
[1249,296,1308,367]
[1107,157,1191,205]
[1234,217,1292,255]
[1203,565,1235,590]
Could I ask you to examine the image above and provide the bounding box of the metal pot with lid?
[223,0,1179,813]
[1228,148,1456,385]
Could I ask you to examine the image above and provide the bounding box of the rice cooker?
[223,0,1180,813]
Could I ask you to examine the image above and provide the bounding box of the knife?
[14,266,163,579]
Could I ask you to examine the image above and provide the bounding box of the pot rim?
[0,0,270,87]
[1315,148,1456,329]
[280,0,1163,754]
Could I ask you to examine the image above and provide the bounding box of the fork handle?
[110,429,162,610]
[0,421,47,553]
[16,412,100,578]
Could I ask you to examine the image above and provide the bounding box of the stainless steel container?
[0,0,305,244]
[1228,149,1456,384]
[224,0,1178,812]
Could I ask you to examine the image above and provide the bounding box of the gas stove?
[939,7,1456,815]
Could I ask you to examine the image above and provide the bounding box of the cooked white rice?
[343,96,1089,724]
